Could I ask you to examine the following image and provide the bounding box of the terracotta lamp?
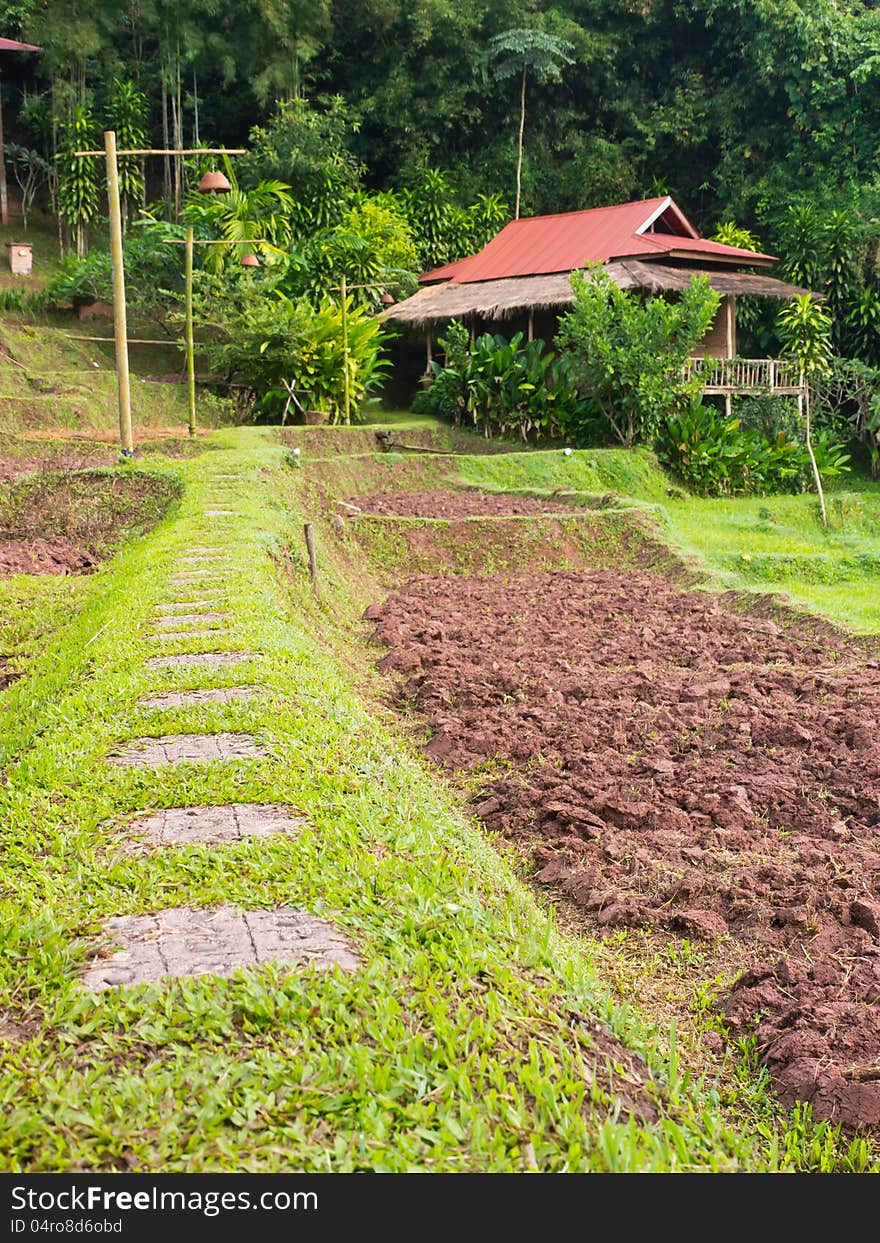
[197,169,232,193]
[239,253,260,268]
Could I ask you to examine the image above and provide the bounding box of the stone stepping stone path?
[81,905,359,991]
[155,599,224,613]
[145,652,260,670]
[138,686,258,710]
[110,732,266,767]
[177,555,228,566]
[204,509,237,518]
[153,612,227,628]
[169,575,226,588]
[124,803,307,847]
[153,628,233,642]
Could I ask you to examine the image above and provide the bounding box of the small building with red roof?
[385,196,810,397]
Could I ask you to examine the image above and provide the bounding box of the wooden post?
[727,296,736,358]
[0,77,7,228]
[104,130,134,457]
[426,327,433,369]
[528,309,534,342]
[340,274,351,426]
[185,226,196,438]
[303,522,318,590]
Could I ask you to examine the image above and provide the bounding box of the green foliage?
[401,170,509,271]
[777,294,833,379]
[4,143,50,229]
[240,96,363,235]
[56,107,101,258]
[711,222,762,252]
[182,174,294,270]
[195,283,389,424]
[416,321,582,442]
[556,266,721,447]
[43,217,185,314]
[106,79,147,222]
[657,399,849,497]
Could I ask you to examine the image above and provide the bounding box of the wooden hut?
[383,196,810,402]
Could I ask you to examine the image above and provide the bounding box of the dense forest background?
[1,0,879,240]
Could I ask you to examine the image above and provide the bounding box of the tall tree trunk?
[515,64,526,220]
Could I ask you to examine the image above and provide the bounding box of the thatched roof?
[382,260,811,327]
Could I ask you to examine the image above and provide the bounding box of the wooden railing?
[683,357,803,394]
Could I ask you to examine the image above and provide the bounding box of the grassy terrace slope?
[1,426,775,1174]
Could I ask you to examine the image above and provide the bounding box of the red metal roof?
[0,37,40,51]
[420,197,776,285]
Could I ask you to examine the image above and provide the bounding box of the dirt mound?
[348,488,582,518]
[368,568,880,1129]
[0,537,98,576]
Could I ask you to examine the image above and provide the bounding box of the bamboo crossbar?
[61,335,181,346]
[73,147,246,157]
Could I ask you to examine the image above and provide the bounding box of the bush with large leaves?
[415,320,583,441]
[195,278,390,424]
[657,400,850,497]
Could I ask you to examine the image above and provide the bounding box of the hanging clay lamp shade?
[380,292,395,305]
[239,252,260,268]
[197,169,232,193]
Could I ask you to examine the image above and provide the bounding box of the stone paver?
[81,905,359,991]
[153,628,233,641]
[125,803,307,846]
[110,732,267,767]
[204,509,237,518]
[177,555,228,566]
[145,652,260,670]
[138,686,258,709]
[153,612,227,628]
[155,599,223,613]
[169,575,226,588]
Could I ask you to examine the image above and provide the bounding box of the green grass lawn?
[661,487,880,633]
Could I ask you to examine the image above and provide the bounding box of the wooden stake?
[303,522,318,590]
[104,130,134,458]
[185,226,196,438]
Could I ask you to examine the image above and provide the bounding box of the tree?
[777,293,834,526]
[557,265,720,447]
[487,27,574,219]
[181,172,294,269]
[56,106,100,258]
[4,142,49,229]
[106,78,147,228]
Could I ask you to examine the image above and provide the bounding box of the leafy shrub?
[657,400,850,496]
[415,321,584,441]
[556,266,721,446]
[195,281,390,424]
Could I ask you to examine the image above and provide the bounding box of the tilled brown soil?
[368,568,880,1129]
[348,489,580,519]
[0,537,98,576]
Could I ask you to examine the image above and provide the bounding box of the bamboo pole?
[104,130,134,458]
[340,274,351,426]
[185,227,196,438]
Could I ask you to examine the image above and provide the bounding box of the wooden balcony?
[684,357,804,396]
